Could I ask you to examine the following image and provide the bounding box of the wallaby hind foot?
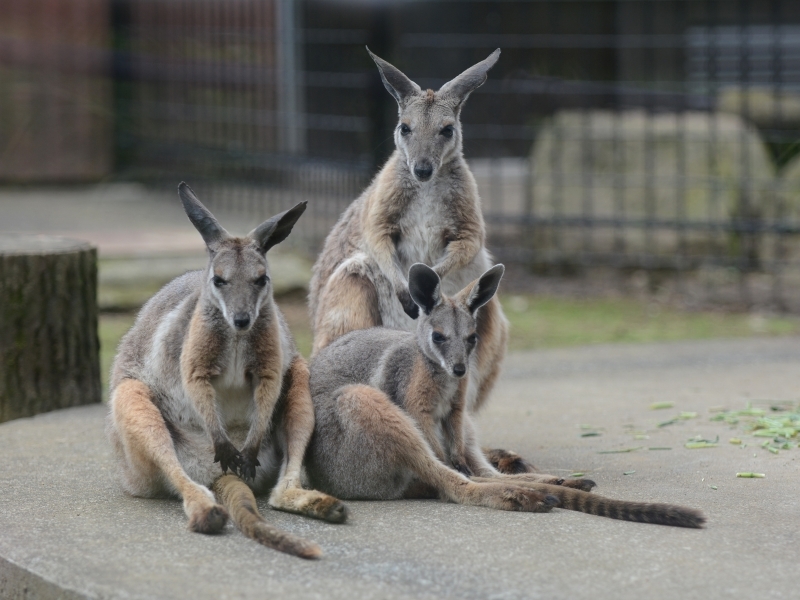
[480,472,597,492]
[214,475,322,559]
[269,487,349,524]
[484,448,538,474]
[455,480,558,513]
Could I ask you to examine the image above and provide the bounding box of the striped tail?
[532,483,705,528]
[213,475,323,558]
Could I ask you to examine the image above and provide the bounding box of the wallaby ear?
[438,49,501,107]
[178,182,230,251]
[367,46,422,106]
[408,263,442,316]
[248,201,307,253]
[463,264,505,315]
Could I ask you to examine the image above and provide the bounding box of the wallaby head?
[178,182,306,332]
[367,47,500,184]
[408,262,504,378]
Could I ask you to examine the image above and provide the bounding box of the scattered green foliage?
[597,446,642,454]
[710,402,799,454]
[650,401,675,410]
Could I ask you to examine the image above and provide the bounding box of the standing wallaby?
[306,264,705,528]
[308,48,528,473]
[107,183,347,559]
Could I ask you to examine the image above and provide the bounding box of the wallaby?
[306,264,705,528]
[308,48,528,473]
[107,183,347,559]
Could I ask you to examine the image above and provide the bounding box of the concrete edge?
[0,556,88,600]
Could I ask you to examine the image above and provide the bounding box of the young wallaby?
[107,183,347,559]
[308,48,526,473]
[306,264,705,528]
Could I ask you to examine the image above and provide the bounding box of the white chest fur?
[395,183,448,271]
[212,336,254,427]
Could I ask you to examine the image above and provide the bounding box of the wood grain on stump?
[0,234,101,423]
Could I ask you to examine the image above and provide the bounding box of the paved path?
[1,338,798,599]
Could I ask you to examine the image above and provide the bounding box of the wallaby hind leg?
[312,271,382,355]
[333,384,557,513]
[110,379,228,534]
[213,475,322,559]
[269,357,348,523]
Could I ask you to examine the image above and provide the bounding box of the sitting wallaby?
[107,183,347,559]
[306,264,705,528]
[309,48,529,473]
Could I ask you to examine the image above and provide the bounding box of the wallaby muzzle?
[413,160,434,182]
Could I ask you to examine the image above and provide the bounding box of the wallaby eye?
[440,125,454,138]
[212,276,227,288]
[467,333,479,345]
[254,275,269,287]
[432,332,446,344]
[400,123,411,136]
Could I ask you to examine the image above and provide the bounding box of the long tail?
[212,475,323,558]
[531,483,705,528]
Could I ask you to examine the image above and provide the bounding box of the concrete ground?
[1,337,798,600]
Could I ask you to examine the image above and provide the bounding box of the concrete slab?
[1,338,799,600]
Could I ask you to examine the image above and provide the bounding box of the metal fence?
[3,0,800,309]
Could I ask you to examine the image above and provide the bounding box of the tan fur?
[110,379,229,534]
[213,475,322,559]
[107,185,346,558]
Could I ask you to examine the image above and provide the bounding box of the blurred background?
[3,0,800,387]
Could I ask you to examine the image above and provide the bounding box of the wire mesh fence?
[3,0,800,309]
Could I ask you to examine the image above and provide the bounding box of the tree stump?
[0,234,101,423]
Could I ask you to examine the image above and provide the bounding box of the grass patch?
[99,313,137,400]
[501,295,800,351]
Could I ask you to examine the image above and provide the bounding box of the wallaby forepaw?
[397,288,420,319]
[239,455,261,481]
[213,440,245,476]
[453,462,473,477]
[188,504,229,534]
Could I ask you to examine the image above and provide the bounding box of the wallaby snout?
[233,313,251,331]
[452,363,467,378]
[413,160,434,182]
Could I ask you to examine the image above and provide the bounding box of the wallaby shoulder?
[111,270,204,391]
[310,327,412,395]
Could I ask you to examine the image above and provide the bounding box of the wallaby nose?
[233,314,251,330]
[453,363,466,378]
[413,161,433,182]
